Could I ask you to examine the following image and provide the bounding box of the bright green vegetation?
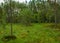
[0,0,60,43]
[0,23,60,43]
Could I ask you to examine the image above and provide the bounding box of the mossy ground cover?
[0,23,60,43]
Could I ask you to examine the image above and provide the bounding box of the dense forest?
[0,0,60,26]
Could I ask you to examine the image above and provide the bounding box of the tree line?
[0,0,60,26]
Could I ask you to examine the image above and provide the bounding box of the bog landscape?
[0,0,60,43]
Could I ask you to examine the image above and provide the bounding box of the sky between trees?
[0,0,30,3]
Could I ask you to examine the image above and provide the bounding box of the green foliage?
[0,0,60,25]
[20,9,32,26]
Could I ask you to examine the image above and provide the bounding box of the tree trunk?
[54,0,57,27]
[9,0,13,36]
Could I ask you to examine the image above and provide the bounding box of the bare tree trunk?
[9,0,13,36]
[54,0,57,27]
